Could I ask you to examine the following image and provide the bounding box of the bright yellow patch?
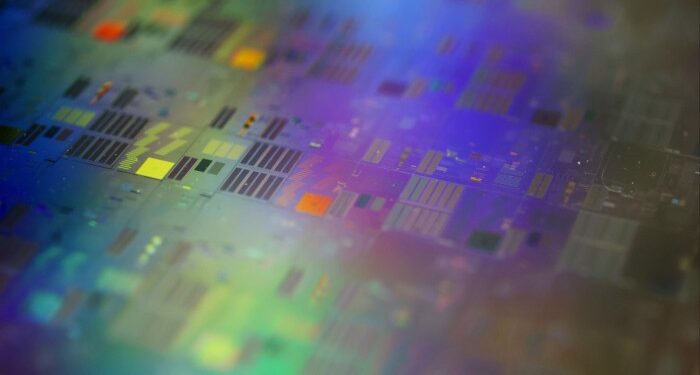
[230,48,266,70]
[135,157,174,180]
[193,333,239,370]
[227,144,247,160]
[52,106,71,121]
[76,111,95,127]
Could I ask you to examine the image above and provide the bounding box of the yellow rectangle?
[214,142,232,157]
[227,144,246,160]
[202,139,222,155]
[65,109,83,125]
[527,173,544,197]
[53,106,72,122]
[154,139,187,156]
[170,126,193,139]
[536,174,553,198]
[75,111,95,127]
[135,157,174,180]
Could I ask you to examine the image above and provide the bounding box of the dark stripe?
[106,114,130,135]
[240,142,261,165]
[263,176,283,200]
[264,146,286,170]
[176,157,197,180]
[282,151,302,173]
[113,89,137,109]
[209,107,226,129]
[125,90,138,107]
[168,157,189,179]
[43,125,60,139]
[93,110,116,132]
[73,136,96,158]
[261,118,278,139]
[269,118,287,140]
[218,107,235,129]
[248,143,269,166]
[89,139,112,161]
[15,124,38,144]
[99,141,122,164]
[17,124,41,146]
[221,167,241,191]
[120,117,139,138]
[66,134,89,156]
[111,114,132,136]
[237,171,259,195]
[275,149,294,172]
[258,145,278,168]
[124,117,148,139]
[88,111,108,130]
[64,77,90,98]
[245,172,267,196]
[210,107,235,129]
[82,138,105,160]
[228,169,249,192]
[194,159,212,172]
[255,175,275,199]
[23,125,46,146]
[105,142,128,165]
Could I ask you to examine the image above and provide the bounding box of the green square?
[0,125,21,145]
[467,230,502,252]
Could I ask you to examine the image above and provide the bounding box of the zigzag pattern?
[117,122,171,170]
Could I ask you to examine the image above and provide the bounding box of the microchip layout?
[0,0,698,374]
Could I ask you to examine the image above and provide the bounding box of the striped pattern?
[35,0,98,28]
[209,106,236,129]
[111,269,208,351]
[308,63,358,84]
[382,175,465,238]
[560,108,584,131]
[116,121,170,171]
[456,68,525,115]
[167,156,198,181]
[559,211,639,281]
[240,142,302,173]
[63,76,90,98]
[88,110,148,139]
[107,228,138,255]
[170,13,238,57]
[326,191,359,218]
[456,90,513,115]
[362,138,391,164]
[277,267,304,296]
[220,167,284,200]
[399,175,464,211]
[416,150,443,175]
[498,228,527,257]
[112,88,138,109]
[471,68,526,90]
[324,42,373,62]
[65,134,128,166]
[14,124,47,146]
[526,172,553,198]
[382,202,450,236]
[260,117,287,140]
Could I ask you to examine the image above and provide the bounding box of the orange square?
[295,193,333,216]
[93,20,127,42]
[229,48,266,70]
